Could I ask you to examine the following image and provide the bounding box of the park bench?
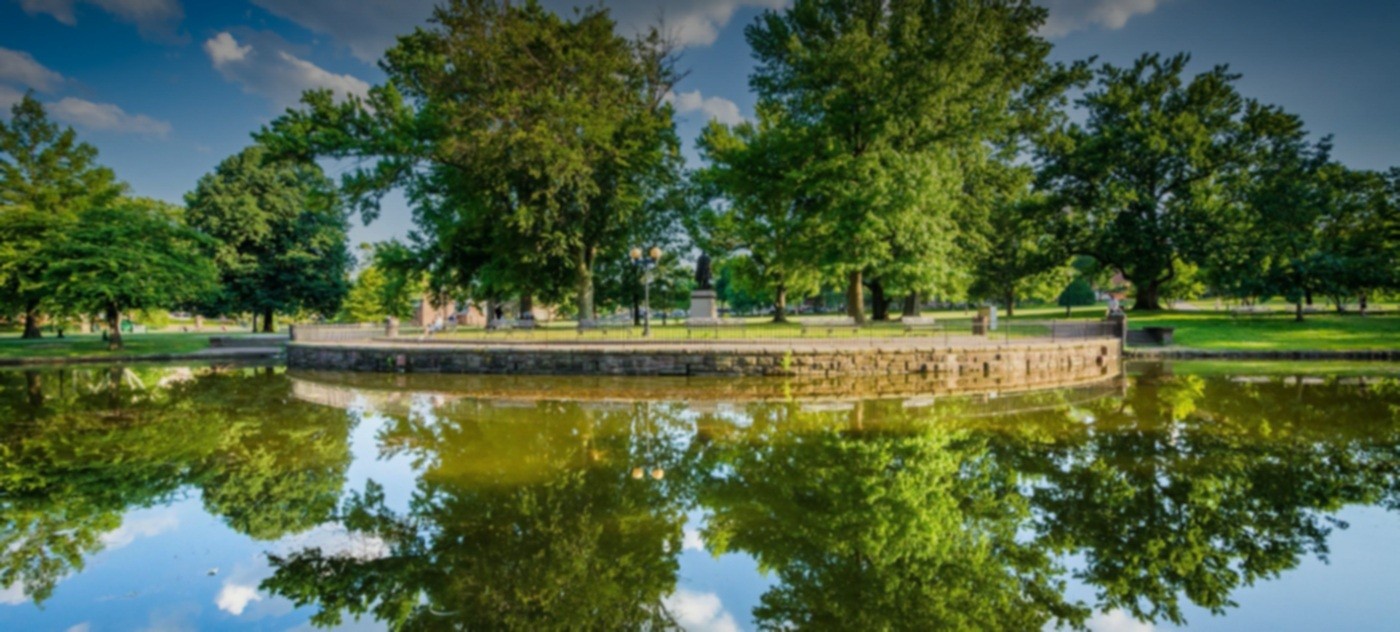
[901,316,942,335]
[684,320,743,340]
[801,317,861,337]
[576,321,634,338]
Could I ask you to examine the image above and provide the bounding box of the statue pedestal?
[687,290,721,325]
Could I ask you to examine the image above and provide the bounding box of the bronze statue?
[695,253,712,291]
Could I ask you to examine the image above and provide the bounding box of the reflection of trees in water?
[264,400,696,630]
[695,399,1091,630]
[0,366,355,604]
[260,372,1400,630]
[4,365,1398,629]
[1016,370,1400,625]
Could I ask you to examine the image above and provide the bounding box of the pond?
[1,362,1398,631]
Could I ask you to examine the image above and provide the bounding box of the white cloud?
[215,582,262,616]
[203,31,371,109]
[0,84,24,111]
[582,0,790,48]
[66,624,92,632]
[250,0,789,64]
[49,96,172,138]
[0,47,65,92]
[17,0,185,42]
[99,510,180,549]
[1086,609,1155,632]
[1039,0,1164,38]
[203,32,250,65]
[663,589,741,632]
[667,90,745,126]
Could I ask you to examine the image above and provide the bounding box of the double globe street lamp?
[629,246,663,337]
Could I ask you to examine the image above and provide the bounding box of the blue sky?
[1,0,1396,247]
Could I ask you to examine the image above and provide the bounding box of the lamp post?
[629,246,662,337]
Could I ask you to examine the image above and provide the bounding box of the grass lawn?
[426,307,1398,352]
[0,332,212,360]
[1000,307,1400,351]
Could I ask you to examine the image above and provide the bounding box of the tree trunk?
[901,293,919,318]
[1132,280,1164,311]
[772,284,789,323]
[106,304,123,351]
[250,313,258,333]
[1305,290,1313,306]
[25,371,43,409]
[261,308,275,333]
[846,271,866,324]
[22,302,42,339]
[520,294,534,320]
[1295,300,1304,323]
[1004,290,1016,318]
[632,295,642,326]
[576,252,595,323]
[869,278,890,321]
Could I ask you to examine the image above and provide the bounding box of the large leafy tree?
[968,191,1072,317]
[1037,53,1288,311]
[43,203,218,350]
[0,94,126,337]
[690,108,824,322]
[185,144,352,332]
[259,0,681,322]
[744,0,1066,322]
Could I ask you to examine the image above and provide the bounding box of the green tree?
[0,94,126,337]
[259,1,681,323]
[968,193,1071,317]
[185,144,352,332]
[1038,54,1270,310]
[43,204,218,350]
[1057,276,1097,315]
[745,0,1067,322]
[691,108,823,322]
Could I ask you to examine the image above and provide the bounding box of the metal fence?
[289,323,383,343]
[342,317,1122,347]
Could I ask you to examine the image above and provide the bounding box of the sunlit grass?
[0,333,211,359]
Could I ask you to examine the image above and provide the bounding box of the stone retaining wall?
[288,339,1120,387]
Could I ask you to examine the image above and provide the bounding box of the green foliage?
[743,0,1072,321]
[691,108,823,321]
[969,191,1072,315]
[0,93,126,337]
[0,366,353,604]
[185,144,352,330]
[258,1,681,320]
[1038,54,1264,310]
[1057,277,1097,308]
[42,204,219,349]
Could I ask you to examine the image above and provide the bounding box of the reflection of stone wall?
[289,339,1120,388]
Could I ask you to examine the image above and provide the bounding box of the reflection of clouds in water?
[0,582,26,605]
[1086,609,1154,632]
[139,602,200,632]
[215,582,261,615]
[664,589,741,632]
[274,523,390,561]
[65,623,91,632]
[100,509,180,550]
[683,527,705,552]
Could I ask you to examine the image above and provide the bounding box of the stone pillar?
[1104,312,1128,350]
[385,316,399,338]
[973,307,991,336]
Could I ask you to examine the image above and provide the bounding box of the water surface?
[1,363,1397,630]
